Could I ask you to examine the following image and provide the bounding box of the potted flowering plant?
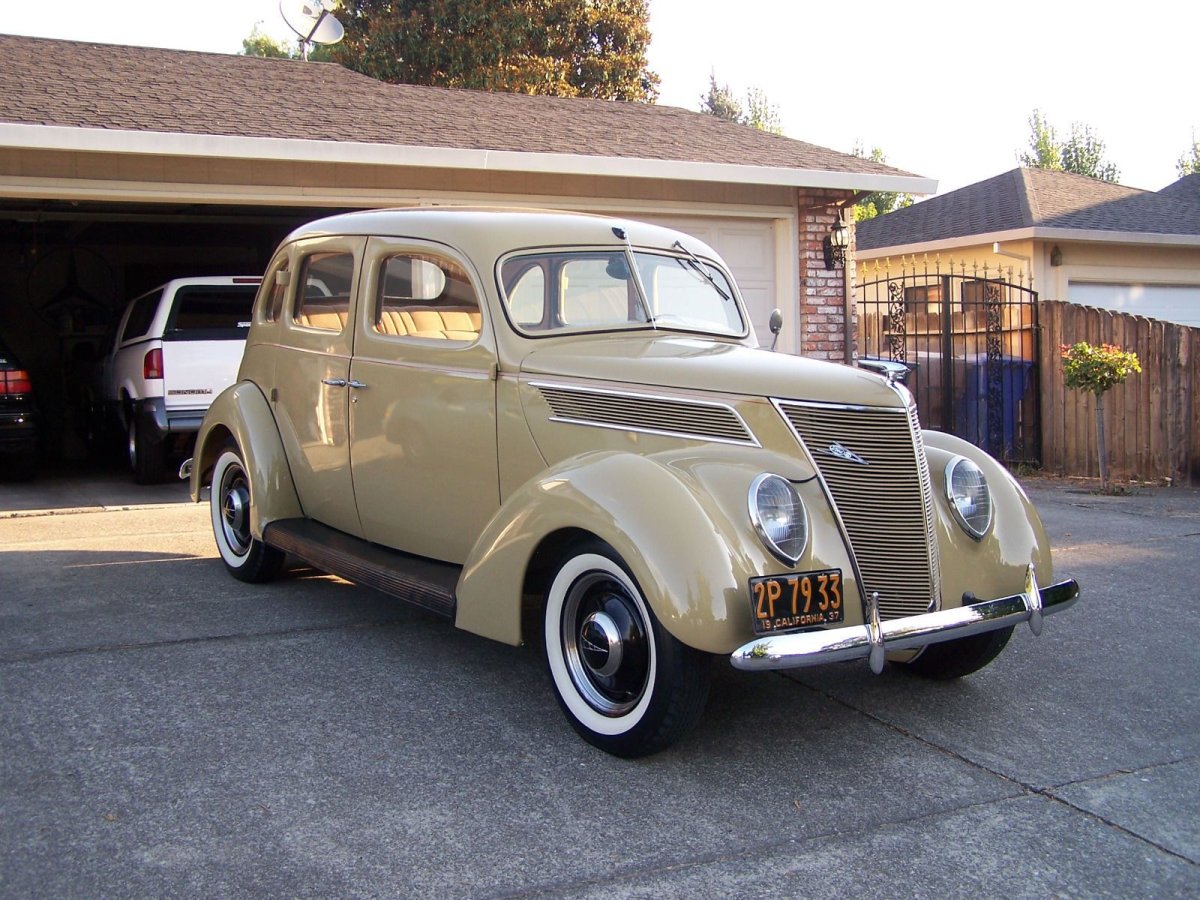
[1060,341,1142,490]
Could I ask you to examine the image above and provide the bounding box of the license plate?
[749,570,844,634]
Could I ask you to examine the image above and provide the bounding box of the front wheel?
[210,446,285,583]
[544,541,709,757]
[901,626,1014,680]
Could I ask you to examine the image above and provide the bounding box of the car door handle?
[348,380,367,389]
[321,378,347,387]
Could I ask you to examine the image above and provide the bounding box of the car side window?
[294,252,354,332]
[373,252,481,343]
[261,261,290,323]
[121,290,163,343]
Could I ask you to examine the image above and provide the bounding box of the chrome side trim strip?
[731,572,1079,672]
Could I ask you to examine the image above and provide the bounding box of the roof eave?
[0,122,937,194]
[857,225,1200,259]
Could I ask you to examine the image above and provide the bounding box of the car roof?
[280,207,726,264]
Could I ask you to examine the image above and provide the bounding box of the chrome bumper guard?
[731,565,1080,674]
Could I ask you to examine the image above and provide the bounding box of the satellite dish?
[280,0,344,59]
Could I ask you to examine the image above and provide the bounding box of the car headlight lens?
[945,456,992,540]
[750,474,807,564]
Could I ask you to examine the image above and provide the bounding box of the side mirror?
[767,308,784,352]
[275,270,291,287]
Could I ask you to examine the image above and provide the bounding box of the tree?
[1061,341,1141,491]
[699,75,782,135]
[699,75,742,123]
[1018,109,1120,182]
[851,144,913,221]
[329,0,659,101]
[1178,136,1200,177]
[241,24,335,61]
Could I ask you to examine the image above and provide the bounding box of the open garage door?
[0,199,353,465]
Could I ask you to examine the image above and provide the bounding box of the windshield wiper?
[672,240,731,301]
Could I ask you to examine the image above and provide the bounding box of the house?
[854,167,1200,327]
[853,167,1200,485]
[0,33,933,462]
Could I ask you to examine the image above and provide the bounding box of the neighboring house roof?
[0,33,933,194]
[857,167,1200,252]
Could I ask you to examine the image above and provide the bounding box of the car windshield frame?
[496,247,750,340]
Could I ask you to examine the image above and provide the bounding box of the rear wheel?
[544,540,709,757]
[128,416,166,484]
[210,445,285,583]
[902,626,1014,680]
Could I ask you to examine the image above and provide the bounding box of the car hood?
[518,335,906,408]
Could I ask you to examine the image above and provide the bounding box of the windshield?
[499,249,745,337]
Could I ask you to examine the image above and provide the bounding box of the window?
[121,290,163,343]
[499,250,744,337]
[373,253,481,342]
[560,255,643,327]
[165,285,257,340]
[294,252,355,332]
[262,263,290,323]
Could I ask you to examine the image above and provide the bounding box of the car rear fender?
[190,381,302,539]
[455,450,768,653]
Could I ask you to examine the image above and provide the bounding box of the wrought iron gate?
[856,261,1041,464]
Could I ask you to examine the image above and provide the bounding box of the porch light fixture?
[823,213,850,269]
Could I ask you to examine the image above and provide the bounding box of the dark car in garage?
[0,337,37,479]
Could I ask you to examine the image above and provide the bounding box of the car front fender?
[922,429,1054,599]
[190,381,302,539]
[455,449,795,653]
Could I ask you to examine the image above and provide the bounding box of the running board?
[263,518,458,619]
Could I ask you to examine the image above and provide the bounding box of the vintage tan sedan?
[188,208,1079,757]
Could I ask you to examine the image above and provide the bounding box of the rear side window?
[373,253,481,343]
[295,252,355,332]
[120,290,163,343]
[163,285,259,340]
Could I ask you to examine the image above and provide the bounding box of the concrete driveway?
[1,472,1197,897]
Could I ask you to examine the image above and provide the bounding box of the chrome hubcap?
[561,571,649,716]
[219,465,252,557]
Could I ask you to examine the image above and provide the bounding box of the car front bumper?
[730,565,1079,673]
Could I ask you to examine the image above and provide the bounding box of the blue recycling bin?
[956,354,1034,458]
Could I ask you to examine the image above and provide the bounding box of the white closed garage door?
[1069,282,1200,328]
[638,215,782,347]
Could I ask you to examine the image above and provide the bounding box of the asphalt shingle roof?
[0,33,913,180]
[857,167,1200,251]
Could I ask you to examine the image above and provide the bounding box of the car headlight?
[749,474,807,564]
[945,456,993,540]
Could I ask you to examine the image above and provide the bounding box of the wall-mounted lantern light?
[823,213,850,269]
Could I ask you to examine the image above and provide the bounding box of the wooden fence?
[1040,300,1200,485]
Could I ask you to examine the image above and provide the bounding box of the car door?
[272,236,367,538]
[348,237,500,564]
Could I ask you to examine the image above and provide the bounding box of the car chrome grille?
[535,383,757,446]
[775,399,941,619]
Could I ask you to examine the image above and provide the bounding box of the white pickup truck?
[97,276,261,482]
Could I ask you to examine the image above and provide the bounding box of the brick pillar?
[796,189,857,362]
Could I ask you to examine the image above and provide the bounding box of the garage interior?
[0,198,357,467]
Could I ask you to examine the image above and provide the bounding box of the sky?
[4,0,1197,196]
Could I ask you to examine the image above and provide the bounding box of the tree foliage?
[1178,136,1200,177]
[241,24,335,61]
[850,144,913,221]
[699,75,782,135]
[1061,341,1141,490]
[328,0,658,101]
[1019,109,1120,182]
